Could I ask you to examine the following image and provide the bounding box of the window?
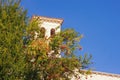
[40,27,45,38]
[51,28,55,36]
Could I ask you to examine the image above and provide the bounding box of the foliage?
[0,0,92,80]
[24,19,92,80]
[0,0,27,79]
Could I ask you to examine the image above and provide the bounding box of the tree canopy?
[0,0,92,80]
[0,0,27,79]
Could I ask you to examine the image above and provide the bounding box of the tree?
[0,0,92,80]
[0,0,27,79]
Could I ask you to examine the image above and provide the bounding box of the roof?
[91,71,120,78]
[32,15,64,24]
[82,70,120,78]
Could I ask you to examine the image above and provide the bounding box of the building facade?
[32,15,63,38]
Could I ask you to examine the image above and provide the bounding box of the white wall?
[39,21,61,38]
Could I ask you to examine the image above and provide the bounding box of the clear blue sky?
[21,0,120,74]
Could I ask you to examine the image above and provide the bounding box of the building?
[32,15,120,80]
[32,15,63,38]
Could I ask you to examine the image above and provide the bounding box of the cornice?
[32,15,63,24]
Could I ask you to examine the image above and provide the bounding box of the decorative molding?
[32,15,63,24]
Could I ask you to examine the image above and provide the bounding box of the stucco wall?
[39,21,61,38]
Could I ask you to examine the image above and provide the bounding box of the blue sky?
[21,0,120,74]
